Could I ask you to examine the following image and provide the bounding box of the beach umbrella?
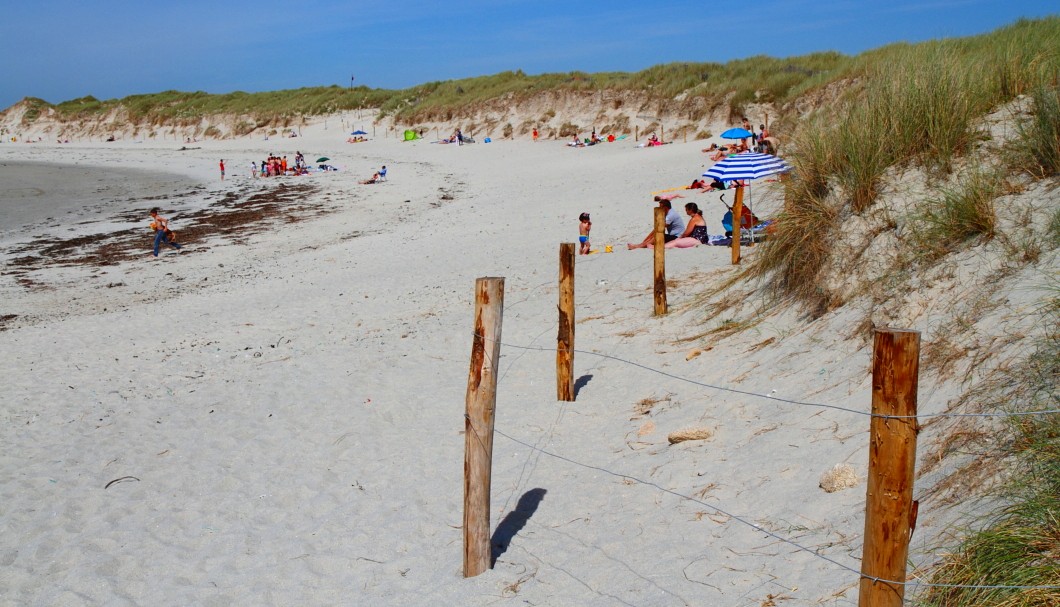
[351,130,367,135]
[703,152,790,182]
[316,157,330,163]
[704,153,790,243]
[720,127,753,140]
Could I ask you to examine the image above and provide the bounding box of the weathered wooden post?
[463,277,505,578]
[859,328,920,607]
[731,185,745,265]
[557,243,576,401]
[635,125,639,141]
[653,207,667,315]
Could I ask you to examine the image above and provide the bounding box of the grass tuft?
[917,308,1060,607]
[1012,84,1060,178]
[909,170,1002,260]
[747,144,840,317]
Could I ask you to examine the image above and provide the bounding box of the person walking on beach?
[532,127,539,142]
[578,213,592,255]
[219,159,225,181]
[149,207,182,257]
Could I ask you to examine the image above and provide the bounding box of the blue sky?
[1,1,1055,109]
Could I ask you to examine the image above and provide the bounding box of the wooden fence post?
[859,328,920,607]
[731,185,745,265]
[557,244,575,401]
[635,125,639,141]
[653,207,667,315]
[463,277,505,578]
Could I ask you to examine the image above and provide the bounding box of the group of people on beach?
[253,151,308,178]
[568,128,618,147]
[575,115,776,253]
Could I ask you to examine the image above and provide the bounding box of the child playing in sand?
[578,213,592,255]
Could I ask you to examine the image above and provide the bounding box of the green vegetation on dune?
[44,85,397,126]
[9,53,851,127]
[7,17,1055,135]
[917,308,1060,607]
[740,18,1059,602]
[750,16,1060,312]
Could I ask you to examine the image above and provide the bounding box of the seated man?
[628,198,685,249]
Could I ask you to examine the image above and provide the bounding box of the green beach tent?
[403,129,420,141]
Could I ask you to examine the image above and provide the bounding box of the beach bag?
[164,229,177,243]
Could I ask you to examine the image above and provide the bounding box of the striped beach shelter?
[703,153,791,260]
[703,152,790,182]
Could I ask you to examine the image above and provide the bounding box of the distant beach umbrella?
[720,127,754,140]
[316,157,330,163]
[351,130,368,135]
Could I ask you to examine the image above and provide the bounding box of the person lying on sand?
[654,192,685,201]
[360,172,381,184]
[694,177,728,192]
[708,146,730,161]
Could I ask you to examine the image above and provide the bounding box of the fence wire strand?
[464,331,1059,593]
[476,333,1060,421]
[491,423,1060,592]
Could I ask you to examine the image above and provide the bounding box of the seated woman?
[360,172,381,184]
[665,203,709,248]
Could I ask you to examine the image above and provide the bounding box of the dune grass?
[1012,84,1060,178]
[909,170,1003,260]
[747,121,840,316]
[749,17,1060,314]
[917,307,1060,607]
[48,86,397,126]
[9,17,1056,142]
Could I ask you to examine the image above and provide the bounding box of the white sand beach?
[0,124,1054,606]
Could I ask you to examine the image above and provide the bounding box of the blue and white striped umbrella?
[703,152,790,182]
